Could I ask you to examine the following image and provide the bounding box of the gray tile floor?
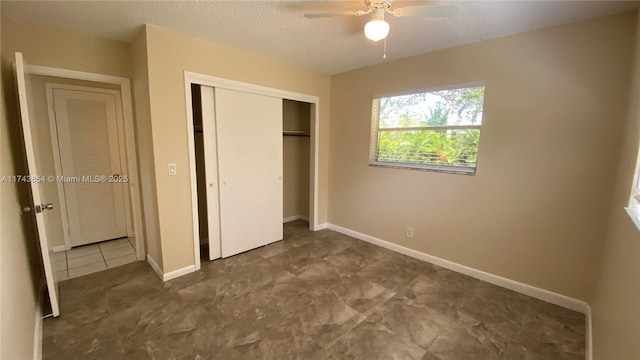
[43,221,585,359]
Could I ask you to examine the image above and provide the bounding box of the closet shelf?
[283,130,310,137]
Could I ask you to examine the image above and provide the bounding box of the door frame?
[45,83,135,248]
[25,64,145,261]
[184,71,320,271]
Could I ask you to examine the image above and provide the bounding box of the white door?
[200,86,221,261]
[14,52,60,316]
[52,89,127,246]
[214,88,283,257]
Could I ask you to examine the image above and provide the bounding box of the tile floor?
[43,221,585,359]
[51,237,137,281]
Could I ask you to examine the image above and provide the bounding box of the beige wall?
[283,99,311,133]
[591,10,640,359]
[329,12,636,301]
[130,28,161,266]
[143,25,330,272]
[1,13,42,360]
[283,136,310,219]
[2,19,131,78]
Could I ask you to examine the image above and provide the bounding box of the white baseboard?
[327,223,590,315]
[147,254,197,282]
[163,265,196,282]
[33,284,44,360]
[52,245,69,253]
[283,215,309,223]
[146,255,163,281]
[314,223,328,231]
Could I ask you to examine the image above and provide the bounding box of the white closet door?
[215,88,283,257]
[200,86,221,261]
[54,89,127,246]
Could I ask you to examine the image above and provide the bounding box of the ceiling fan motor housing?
[365,0,393,9]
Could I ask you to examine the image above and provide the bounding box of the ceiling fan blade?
[304,10,368,19]
[390,5,459,18]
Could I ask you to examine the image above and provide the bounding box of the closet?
[193,85,284,260]
[283,99,311,223]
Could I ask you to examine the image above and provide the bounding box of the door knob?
[23,203,53,214]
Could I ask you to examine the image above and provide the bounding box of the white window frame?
[369,81,485,175]
[625,148,640,231]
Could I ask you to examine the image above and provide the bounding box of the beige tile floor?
[52,238,137,280]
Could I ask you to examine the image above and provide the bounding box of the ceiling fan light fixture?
[364,18,389,41]
[364,8,389,41]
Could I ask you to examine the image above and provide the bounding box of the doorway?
[283,99,311,224]
[192,84,284,261]
[185,73,320,271]
[46,84,134,248]
[22,65,145,263]
[14,53,145,317]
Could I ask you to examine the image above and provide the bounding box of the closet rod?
[283,130,310,137]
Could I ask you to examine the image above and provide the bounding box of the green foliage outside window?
[378,129,480,167]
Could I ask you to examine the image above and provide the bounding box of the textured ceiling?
[2,1,638,75]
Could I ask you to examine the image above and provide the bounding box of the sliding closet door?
[215,88,283,257]
[200,86,222,260]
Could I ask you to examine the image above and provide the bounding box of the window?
[369,82,485,174]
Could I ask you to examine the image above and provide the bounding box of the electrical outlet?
[406,227,414,239]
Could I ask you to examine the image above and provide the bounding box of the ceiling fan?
[304,0,459,42]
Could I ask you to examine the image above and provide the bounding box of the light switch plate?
[168,163,177,176]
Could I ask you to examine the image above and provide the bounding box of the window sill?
[624,206,640,233]
[369,161,476,175]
